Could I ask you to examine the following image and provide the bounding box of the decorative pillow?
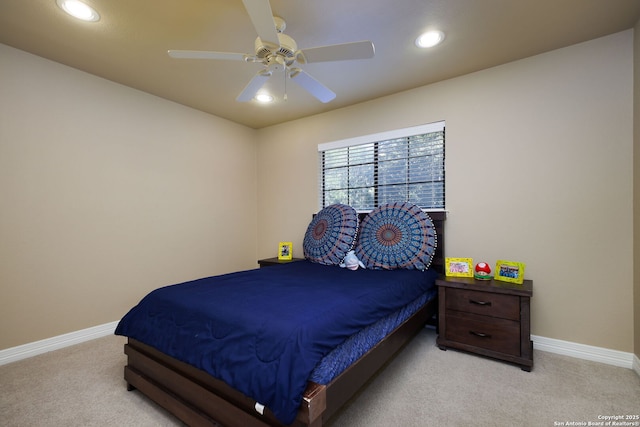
[355,202,437,270]
[303,204,359,265]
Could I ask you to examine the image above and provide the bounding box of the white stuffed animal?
[339,250,365,270]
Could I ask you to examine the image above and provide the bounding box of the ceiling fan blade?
[297,41,375,64]
[242,0,280,48]
[168,50,247,61]
[289,68,336,103]
[237,69,272,102]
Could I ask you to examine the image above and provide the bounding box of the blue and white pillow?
[355,202,437,270]
[303,204,358,265]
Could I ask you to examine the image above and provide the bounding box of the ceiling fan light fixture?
[416,30,445,48]
[56,0,100,22]
[255,93,274,103]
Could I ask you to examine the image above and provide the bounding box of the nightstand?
[257,257,304,268]
[436,276,533,371]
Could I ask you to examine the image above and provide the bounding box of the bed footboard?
[123,296,436,427]
[125,338,325,427]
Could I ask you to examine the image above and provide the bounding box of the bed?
[116,203,445,427]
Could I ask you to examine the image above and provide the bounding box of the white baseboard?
[0,321,119,366]
[532,335,636,371]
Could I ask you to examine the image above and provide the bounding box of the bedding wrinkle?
[115,261,437,425]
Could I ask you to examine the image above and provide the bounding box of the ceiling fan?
[167,0,375,103]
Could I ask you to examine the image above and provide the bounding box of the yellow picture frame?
[445,257,474,277]
[494,260,526,284]
[278,242,293,260]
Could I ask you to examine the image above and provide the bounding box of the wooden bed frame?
[123,211,446,427]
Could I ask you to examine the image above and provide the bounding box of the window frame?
[317,121,445,211]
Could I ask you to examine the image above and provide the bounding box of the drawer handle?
[469,299,492,306]
[469,331,492,338]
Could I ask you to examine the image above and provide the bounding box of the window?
[318,121,445,211]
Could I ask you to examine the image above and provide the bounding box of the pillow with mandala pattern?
[355,202,437,270]
[303,204,359,265]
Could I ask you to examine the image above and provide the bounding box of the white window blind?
[318,121,445,211]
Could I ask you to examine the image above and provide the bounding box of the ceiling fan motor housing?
[254,33,297,59]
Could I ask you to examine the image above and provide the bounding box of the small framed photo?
[278,242,293,260]
[445,258,474,277]
[494,260,526,284]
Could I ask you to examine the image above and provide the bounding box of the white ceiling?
[1,0,639,129]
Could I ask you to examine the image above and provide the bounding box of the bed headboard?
[356,211,446,274]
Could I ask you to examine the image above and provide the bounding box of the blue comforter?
[115,261,437,424]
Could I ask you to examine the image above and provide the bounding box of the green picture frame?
[494,260,526,284]
[278,241,293,260]
[445,257,474,277]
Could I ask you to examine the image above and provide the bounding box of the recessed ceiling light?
[415,30,445,48]
[56,0,100,22]
[255,93,274,103]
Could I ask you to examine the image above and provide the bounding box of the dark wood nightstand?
[257,257,305,268]
[436,276,533,371]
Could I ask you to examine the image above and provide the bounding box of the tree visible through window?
[318,122,445,211]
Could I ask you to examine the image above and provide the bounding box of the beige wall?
[0,44,258,349]
[257,31,635,352]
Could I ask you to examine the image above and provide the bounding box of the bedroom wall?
[634,22,640,361]
[0,44,258,350]
[256,31,635,353]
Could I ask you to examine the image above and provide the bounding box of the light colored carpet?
[1,329,638,427]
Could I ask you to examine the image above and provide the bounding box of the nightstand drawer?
[445,311,520,356]
[445,288,520,321]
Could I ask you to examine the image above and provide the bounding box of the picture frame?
[494,260,526,284]
[278,242,293,260]
[445,257,474,277]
